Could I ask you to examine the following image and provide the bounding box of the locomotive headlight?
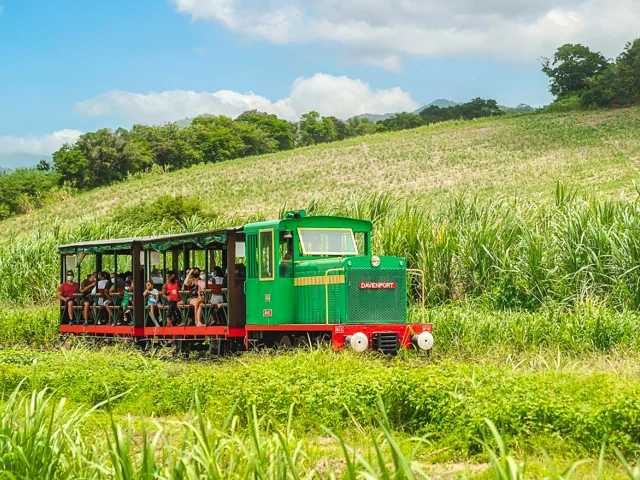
[412,332,434,351]
[371,255,381,267]
[345,332,369,352]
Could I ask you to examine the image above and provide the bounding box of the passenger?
[150,268,163,285]
[196,269,211,325]
[80,272,96,326]
[91,271,111,325]
[143,280,160,326]
[105,273,125,324]
[203,267,225,326]
[184,268,204,326]
[211,266,225,286]
[162,270,182,326]
[235,263,246,279]
[110,272,124,292]
[57,270,78,325]
[119,281,134,325]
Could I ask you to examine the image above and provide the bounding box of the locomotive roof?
[243,215,373,234]
[57,227,242,254]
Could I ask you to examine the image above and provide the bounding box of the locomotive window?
[259,230,274,281]
[298,228,358,256]
[279,232,294,278]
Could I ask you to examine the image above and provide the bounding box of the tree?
[236,110,295,151]
[419,105,455,124]
[612,38,640,104]
[325,116,349,140]
[188,116,245,163]
[541,44,610,98]
[36,160,51,172]
[297,111,337,146]
[347,117,377,137]
[0,168,60,218]
[581,38,640,107]
[53,144,91,188]
[379,112,424,131]
[458,98,503,118]
[419,98,504,125]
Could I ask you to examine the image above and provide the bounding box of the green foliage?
[419,98,505,125]
[0,168,62,219]
[112,194,215,227]
[0,306,59,347]
[2,350,640,463]
[297,111,338,146]
[542,94,584,113]
[8,189,640,311]
[582,38,640,107]
[237,110,295,151]
[543,37,640,109]
[378,111,425,131]
[346,116,377,136]
[541,43,610,98]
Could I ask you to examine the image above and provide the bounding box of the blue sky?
[0,0,637,157]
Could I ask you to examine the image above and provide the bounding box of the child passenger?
[120,281,134,325]
[143,281,160,326]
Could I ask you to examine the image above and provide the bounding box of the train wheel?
[277,335,292,349]
[315,334,331,350]
[294,335,311,350]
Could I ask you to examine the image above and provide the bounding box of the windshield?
[298,228,358,256]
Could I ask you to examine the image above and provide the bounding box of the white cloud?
[0,130,83,156]
[172,0,640,69]
[73,73,419,123]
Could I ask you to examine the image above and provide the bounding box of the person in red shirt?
[162,270,182,326]
[57,270,79,324]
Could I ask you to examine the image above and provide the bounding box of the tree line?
[542,37,640,109]
[0,98,510,219]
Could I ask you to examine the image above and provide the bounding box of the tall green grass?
[4,190,640,312]
[2,302,640,356]
[1,349,640,459]
[1,383,639,479]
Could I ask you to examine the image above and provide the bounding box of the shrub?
[112,194,216,226]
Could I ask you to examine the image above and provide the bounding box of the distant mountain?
[415,99,459,113]
[171,99,535,129]
[501,103,537,114]
[351,99,460,123]
[0,153,51,170]
[350,113,395,123]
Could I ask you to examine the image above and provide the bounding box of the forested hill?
[2,106,640,238]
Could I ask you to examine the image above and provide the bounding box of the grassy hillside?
[3,108,640,238]
[3,109,640,478]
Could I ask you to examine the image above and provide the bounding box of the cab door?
[256,229,277,324]
[244,229,277,324]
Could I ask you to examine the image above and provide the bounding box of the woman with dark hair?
[184,268,205,326]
